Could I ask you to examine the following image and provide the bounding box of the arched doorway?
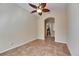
[44,17,55,41]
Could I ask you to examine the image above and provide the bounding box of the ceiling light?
[29,3,50,16]
[37,9,42,13]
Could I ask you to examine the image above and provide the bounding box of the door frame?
[44,17,55,40]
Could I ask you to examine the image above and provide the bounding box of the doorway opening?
[44,17,55,41]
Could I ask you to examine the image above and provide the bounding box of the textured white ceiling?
[17,3,67,16]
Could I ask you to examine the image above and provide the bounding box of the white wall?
[0,4,38,53]
[37,9,68,43]
[67,4,79,56]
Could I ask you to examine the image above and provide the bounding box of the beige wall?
[67,4,79,56]
[37,10,68,43]
[0,4,38,53]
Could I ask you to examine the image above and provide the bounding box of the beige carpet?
[0,39,71,56]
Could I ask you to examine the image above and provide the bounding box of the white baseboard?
[55,40,67,44]
[66,42,72,56]
[0,39,35,54]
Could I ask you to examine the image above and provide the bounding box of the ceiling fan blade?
[40,3,46,8]
[29,3,37,9]
[42,9,50,12]
[31,10,37,13]
[38,13,42,15]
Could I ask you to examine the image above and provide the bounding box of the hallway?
[0,39,70,56]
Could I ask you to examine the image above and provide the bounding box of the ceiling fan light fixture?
[37,9,42,13]
[29,3,50,16]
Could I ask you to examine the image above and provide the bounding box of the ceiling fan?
[28,3,50,16]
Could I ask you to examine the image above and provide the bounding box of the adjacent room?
[0,3,79,56]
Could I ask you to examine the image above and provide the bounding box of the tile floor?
[0,39,71,56]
